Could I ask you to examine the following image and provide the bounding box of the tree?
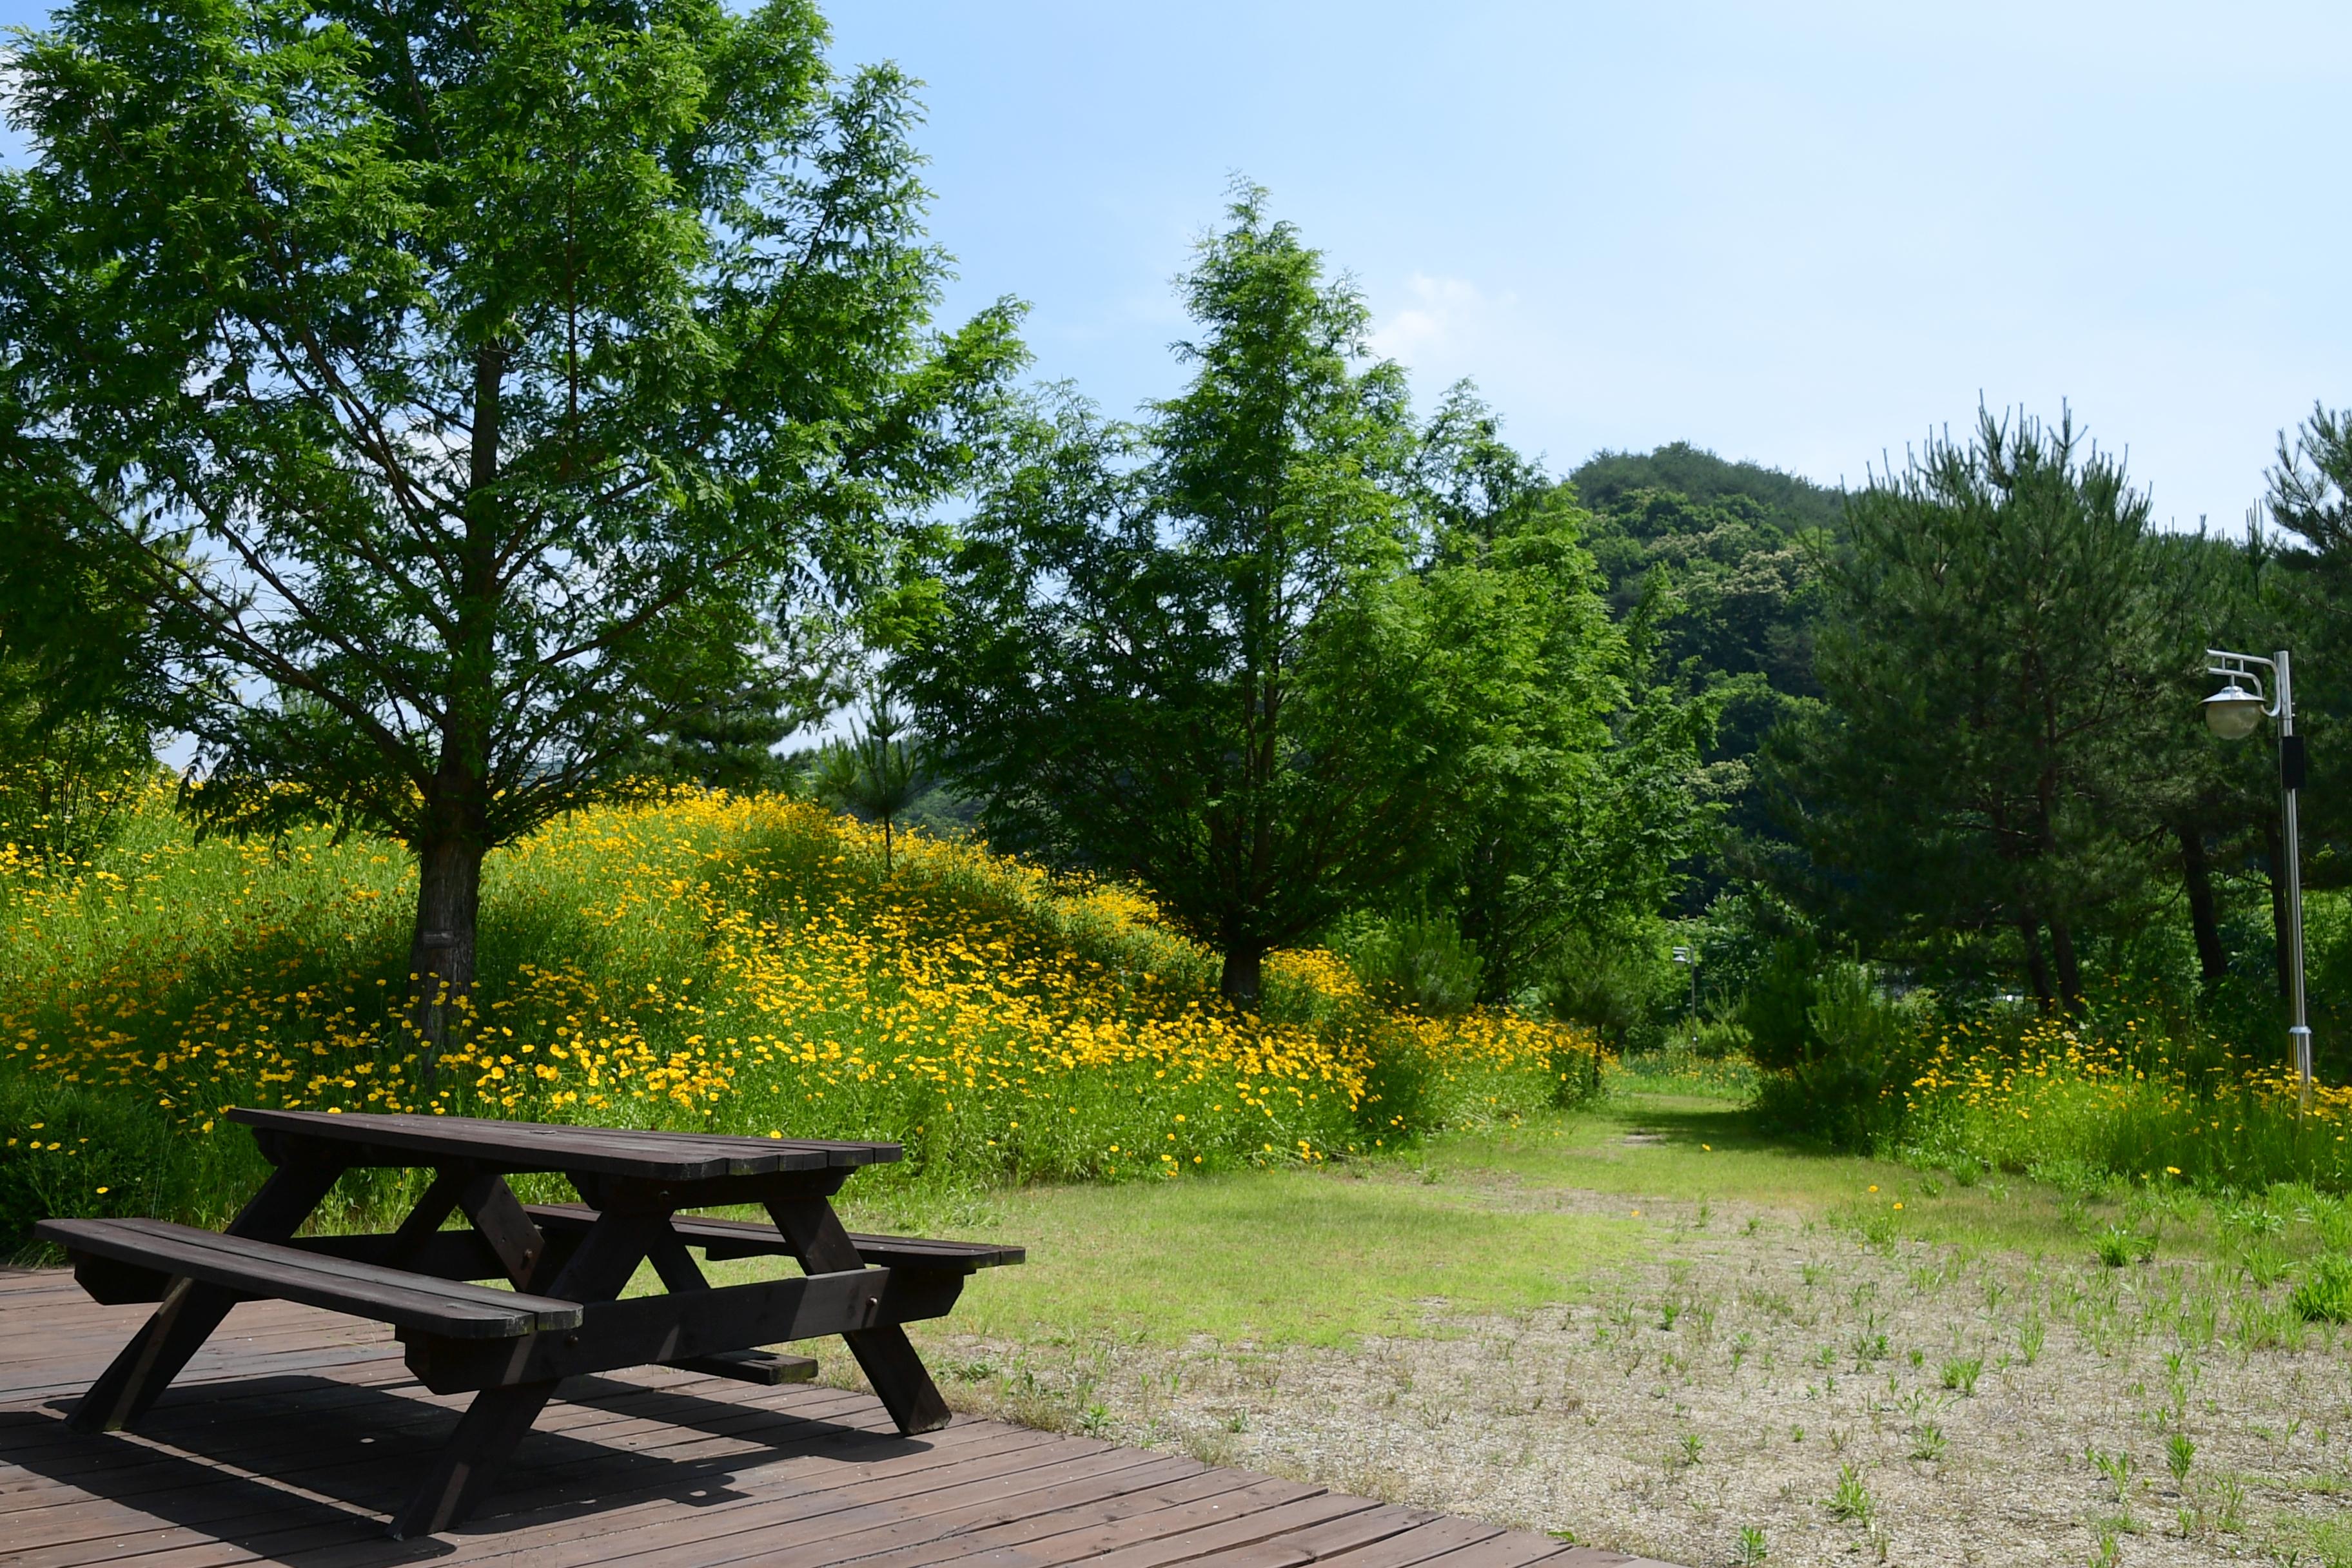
[0,509,162,855]
[1569,448,1842,910]
[1772,407,2190,1008]
[2267,403,2352,854]
[815,701,923,870]
[897,189,1615,1006]
[1407,397,1715,1002]
[0,0,1021,1050]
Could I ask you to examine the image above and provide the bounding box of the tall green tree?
[1567,445,1841,908]
[897,190,1625,1006]
[0,509,161,855]
[0,0,1019,1047]
[1773,407,2190,1007]
[1408,398,1714,1002]
[2268,402,2352,852]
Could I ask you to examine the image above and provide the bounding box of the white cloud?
[1369,273,1516,369]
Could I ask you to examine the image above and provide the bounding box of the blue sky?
[6,1,2346,528]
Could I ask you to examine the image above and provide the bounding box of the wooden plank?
[455,1173,553,1290]
[1034,1491,1384,1568]
[864,1462,1264,1568]
[612,1449,1204,1568]
[1162,1504,1446,1568]
[39,1220,581,1339]
[229,1109,898,1179]
[491,1430,1135,1568]
[1400,1533,1576,1568]
[525,1205,1026,1272]
[285,1421,1073,1568]
[661,1349,818,1385]
[407,1420,1068,1561]
[681,1453,1217,1568]
[402,1267,957,1393]
[278,1418,1064,1568]
[59,1159,346,1436]
[1282,1517,1511,1568]
[947,1475,1331,1568]
[0,1378,899,1562]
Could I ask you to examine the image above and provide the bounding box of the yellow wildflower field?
[1900,1013,2352,1191]
[0,788,1597,1242]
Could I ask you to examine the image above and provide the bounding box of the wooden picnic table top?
[228,1108,902,1181]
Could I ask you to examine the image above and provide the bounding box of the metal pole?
[2201,649,2314,1114]
[2278,649,2312,1113]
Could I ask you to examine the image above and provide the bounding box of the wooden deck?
[0,1268,1669,1568]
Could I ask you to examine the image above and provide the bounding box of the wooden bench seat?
[522,1202,1027,1273]
[38,1217,583,1340]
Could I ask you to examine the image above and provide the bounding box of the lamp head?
[2203,681,2267,741]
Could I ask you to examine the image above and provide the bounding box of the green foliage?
[1771,406,2195,1008]
[814,703,926,870]
[899,187,1649,1006]
[0,503,162,858]
[1739,936,1821,1074]
[0,792,1584,1250]
[1570,444,1843,903]
[2291,1253,2352,1322]
[1410,409,1717,1001]
[1827,1462,1875,1525]
[1540,927,1678,1051]
[1750,956,1926,1150]
[1339,912,1485,1018]
[2094,1222,2156,1267]
[0,0,1023,1025]
[1573,442,1848,537]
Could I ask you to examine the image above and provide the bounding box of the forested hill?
[1565,444,1849,903]
[1570,441,1847,536]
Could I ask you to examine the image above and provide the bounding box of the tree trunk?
[2049,919,2082,1013]
[2178,826,2228,985]
[2268,820,2293,1003]
[1219,944,1265,1010]
[407,832,485,1070]
[2017,914,2053,1011]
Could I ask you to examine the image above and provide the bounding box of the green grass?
[1411,1089,2210,1257]
[774,1162,1645,1349]
[779,1085,2250,1352]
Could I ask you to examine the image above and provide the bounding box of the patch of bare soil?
[912,1190,2352,1567]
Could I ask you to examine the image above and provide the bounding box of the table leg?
[388,1202,672,1538]
[386,1379,561,1540]
[455,1171,551,1289]
[68,1157,344,1433]
[765,1197,952,1435]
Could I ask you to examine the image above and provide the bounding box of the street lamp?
[1671,945,1697,1048]
[2204,647,2311,1109]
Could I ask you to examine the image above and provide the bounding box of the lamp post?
[1671,945,1697,1049]
[2204,647,2311,1110]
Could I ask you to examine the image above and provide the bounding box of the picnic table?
[34,1109,1023,1538]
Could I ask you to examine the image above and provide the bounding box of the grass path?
[788,1086,2352,1567]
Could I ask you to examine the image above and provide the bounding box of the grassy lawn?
[830,1083,2228,1358]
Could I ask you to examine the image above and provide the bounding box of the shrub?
[1341,912,1484,1017]
[1538,930,1666,1050]
[1752,958,1926,1151]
